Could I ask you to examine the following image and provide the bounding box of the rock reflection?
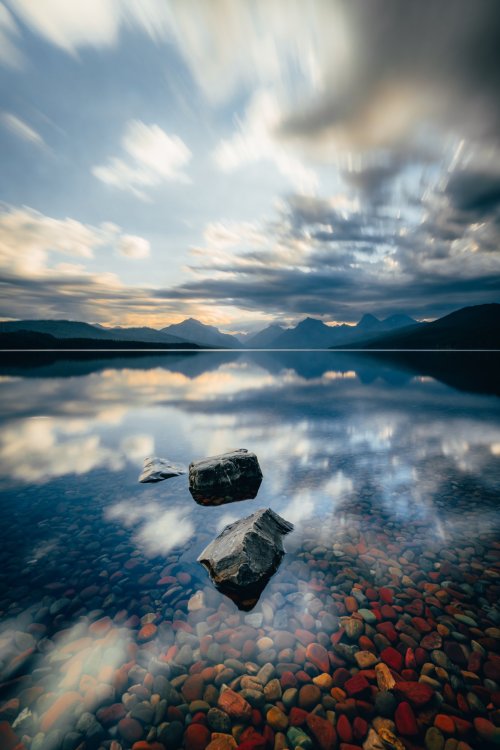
[211,572,279,611]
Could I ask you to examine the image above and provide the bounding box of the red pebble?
[344,674,370,697]
[289,707,308,726]
[381,604,397,620]
[381,647,403,673]
[280,671,297,689]
[337,715,353,742]
[333,668,351,687]
[262,725,274,746]
[182,674,205,702]
[306,713,338,750]
[434,714,455,734]
[411,617,432,634]
[379,588,394,604]
[251,709,262,727]
[395,701,418,735]
[376,622,398,643]
[0,722,22,750]
[396,681,434,707]
[183,724,210,750]
[238,727,266,750]
[404,648,417,669]
[353,716,369,740]
[137,623,157,643]
[305,642,330,672]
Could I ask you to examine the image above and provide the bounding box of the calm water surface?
[0,351,499,750]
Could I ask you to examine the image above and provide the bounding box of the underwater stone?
[198,508,293,601]
[139,456,186,483]
[188,448,263,504]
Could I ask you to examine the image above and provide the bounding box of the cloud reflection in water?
[105,499,195,557]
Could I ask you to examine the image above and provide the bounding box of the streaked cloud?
[213,90,317,194]
[0,4,23,68]
[92,120,191,200]
[0,205,149,276]
[1,0,500,325]
[117,234,151,259]
[1,112,45,147]
[4,0,121,53]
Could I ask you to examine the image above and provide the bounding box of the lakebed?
[0,351,499,750]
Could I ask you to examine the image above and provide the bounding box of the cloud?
[154,186,500,319]
[278,1,500,153]
[213,90,317,194]
[0,205,178,322]
[0,4,23,67]
[120,433,154,463]
[1,112,45,147]
[0,206,153,277]
[0,206,104,277]
[5,0,121,53]
[445,167,500,216]
[106,499,195,557]
[0,417,123,482]
[92,120,191,200]
[118,234,151,259]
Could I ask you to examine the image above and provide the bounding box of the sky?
[0,0,499,332]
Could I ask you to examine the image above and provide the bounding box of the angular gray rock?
[198,508,293,596]
[139,456,186,483]
[188,448,263,505]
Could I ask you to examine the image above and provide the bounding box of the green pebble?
[425,726,445,750]
[454,614,477,627]
[282,688,298,709]
[358,608,377,624]
[287,727,314,749]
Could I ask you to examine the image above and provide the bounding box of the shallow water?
[0,351,499,750]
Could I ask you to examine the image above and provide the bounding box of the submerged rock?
[188,448,263,505]
[139,456,186,483]
[198,508,293,609]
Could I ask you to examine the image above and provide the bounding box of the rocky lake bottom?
[0,351,499,750]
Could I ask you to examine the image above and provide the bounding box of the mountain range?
[0,303,499,350]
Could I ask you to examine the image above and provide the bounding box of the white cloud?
[92,120,191,200]
[120,433,154,462]
[3,1,340,104]
[5,0,120,53]
[106,499,195,557]
[0,3,23,68]
[118,234,151,259]
[1,112,45,147]
[0,418,123,482]
[0,205,151,276]
[213,90,318,194]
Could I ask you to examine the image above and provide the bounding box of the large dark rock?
[139,456,186,483]
[188,448,263,505]
[198,508,293,610]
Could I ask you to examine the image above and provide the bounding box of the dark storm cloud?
[158,263,500,321]
[154,193,500,321]
[280,0,500,148]
[445,170,500,215]
[286,194,390,244]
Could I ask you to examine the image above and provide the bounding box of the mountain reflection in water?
[0,352,499,748]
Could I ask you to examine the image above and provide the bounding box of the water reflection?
[1,352,500,748]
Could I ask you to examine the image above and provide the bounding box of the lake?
[0,351,499,750]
